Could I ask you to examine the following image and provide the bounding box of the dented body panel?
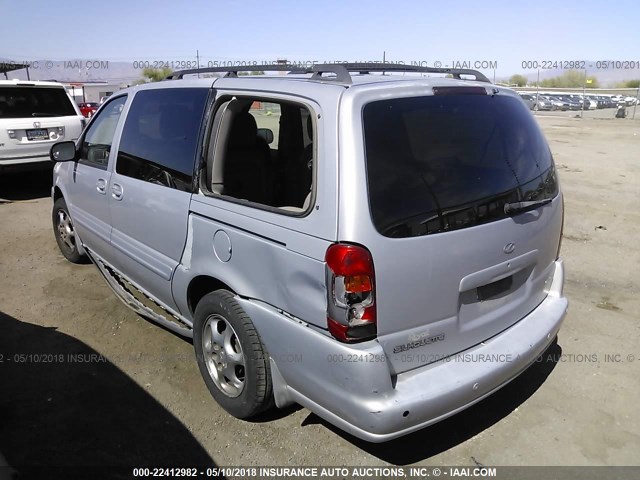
[172,202,331,328]
[236,260,566,442]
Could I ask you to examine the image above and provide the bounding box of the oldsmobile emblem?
[393,333,445,354]
[503,242,515,254]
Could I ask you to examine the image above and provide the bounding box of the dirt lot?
[0,115,639,471]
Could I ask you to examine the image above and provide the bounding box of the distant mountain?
[3,57,639,87]
[1,58,141,84]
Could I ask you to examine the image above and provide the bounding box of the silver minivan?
[50,64,567,442]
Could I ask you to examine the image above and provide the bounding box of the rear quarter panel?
[172,88,341,327]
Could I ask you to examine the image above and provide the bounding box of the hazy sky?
[2,0,639,76]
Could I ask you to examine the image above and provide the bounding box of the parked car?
[584,96,601,109]
[49,64,567,443]
[531,95,553,111]
[581,96,597,110]
[624,96,638,106]
[593,96,608,109]
[536,95,558,110]
[558,95,582,111]
[78,102,99,118]
[601,96,616,108]
[544,95,570,111]
[518,93,536,110]
[568,94,593,110]
[0,80,84,173]
[598,95,614,108]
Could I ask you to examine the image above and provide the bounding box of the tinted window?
[80,95,127,169]
[0,86,77,118]
[363,94,558,238]
[116,88,208,191]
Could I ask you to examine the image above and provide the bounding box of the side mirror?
[257,128,274,145]
[50,141,77,162]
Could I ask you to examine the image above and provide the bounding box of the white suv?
[0,80,84,172]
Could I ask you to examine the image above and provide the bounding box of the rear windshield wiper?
[504,198,552,215]
[31,112,62,117]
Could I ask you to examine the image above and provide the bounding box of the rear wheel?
[52,197,87,264]
[193,290,273,418]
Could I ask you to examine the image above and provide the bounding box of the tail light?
[325,243,376,342]
[557,193,564,259]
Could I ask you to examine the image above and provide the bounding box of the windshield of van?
[363,93,558,238]
[0,86,77,118]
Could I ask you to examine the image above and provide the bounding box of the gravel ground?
[0,114,639,471]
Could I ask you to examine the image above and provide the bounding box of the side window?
[208,97,314,212]
[249,101,281,149]
[116,88,208,192]
[79,95,127,169]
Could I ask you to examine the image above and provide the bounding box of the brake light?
[325,243,376,342]
[432,86,487,95]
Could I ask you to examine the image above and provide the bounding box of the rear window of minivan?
[0,86,77,118]
[363,94,558,238]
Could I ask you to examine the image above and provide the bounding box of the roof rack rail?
[165,64,352,83]
[166,63,491,84]
[342,63,491,83]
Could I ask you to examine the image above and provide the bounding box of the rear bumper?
[239,260,567,443]
[0,154,50,166]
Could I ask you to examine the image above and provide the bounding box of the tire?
[52,197,88,264]
[193,290,273,419]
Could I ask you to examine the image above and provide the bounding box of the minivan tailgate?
[372,198,562,375]
[344,89,565,375]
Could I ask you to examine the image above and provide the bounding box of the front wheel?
[52,197,87,264]
[193,290,273,419]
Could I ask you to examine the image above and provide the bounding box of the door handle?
[96,178,107,194]
[111,183,123,200]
